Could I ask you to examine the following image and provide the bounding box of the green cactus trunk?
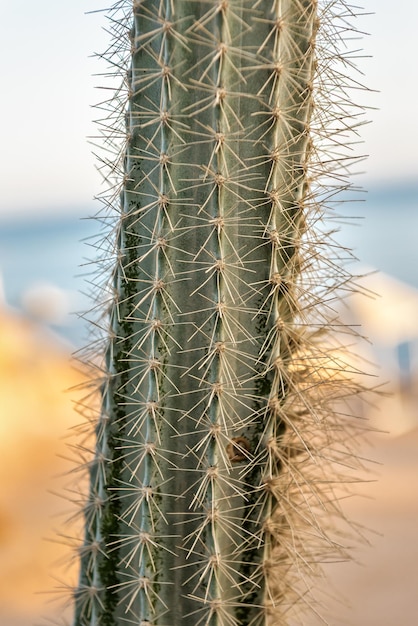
[74,1,365,624]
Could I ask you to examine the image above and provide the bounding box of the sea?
[0,183,417,348]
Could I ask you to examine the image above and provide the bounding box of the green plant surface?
[72,1,369,624]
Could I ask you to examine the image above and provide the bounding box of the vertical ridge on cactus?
[70,1,370,624]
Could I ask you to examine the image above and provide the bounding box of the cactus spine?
[74,0,367,624]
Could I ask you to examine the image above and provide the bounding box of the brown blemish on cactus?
[226,436,251,463]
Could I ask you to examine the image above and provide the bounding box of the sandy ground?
[0,309,86,626]
[307,427,418,625]
[0,306,417,626]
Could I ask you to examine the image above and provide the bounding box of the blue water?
[0,212,98,346]
[0,183,417,347]
[336,183,418,285]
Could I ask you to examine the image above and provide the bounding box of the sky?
[0,0,417,217]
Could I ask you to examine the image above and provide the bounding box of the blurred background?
[0,1,417,624]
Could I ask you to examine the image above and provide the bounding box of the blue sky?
[0,0,416,216]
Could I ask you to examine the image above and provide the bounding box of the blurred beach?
[0,184,418,625]
[0,308,84,625]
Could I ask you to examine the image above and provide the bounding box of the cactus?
[72,0,368,624]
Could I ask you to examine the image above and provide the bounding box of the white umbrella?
[347,268,418,436]
[349,268,418,346]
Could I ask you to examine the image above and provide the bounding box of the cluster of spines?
[65,1,370,625]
